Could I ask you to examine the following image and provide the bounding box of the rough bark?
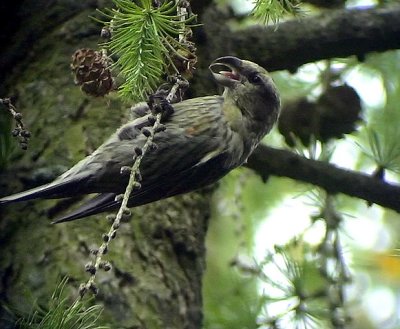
[0,1,209,328]
[202,4,400,72]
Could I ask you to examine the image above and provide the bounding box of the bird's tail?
[52,193,117,223]
[0,179,79,205]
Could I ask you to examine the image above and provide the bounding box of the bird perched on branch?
[0,56,280,223]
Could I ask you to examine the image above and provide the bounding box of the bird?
[0,56,280,223]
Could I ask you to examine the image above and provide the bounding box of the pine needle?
[252,0,303,25]
[15,277,107,329]
[99,0,194,101]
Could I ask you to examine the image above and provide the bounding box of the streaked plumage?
[0,56,280,222]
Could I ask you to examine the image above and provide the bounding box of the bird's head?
[209,56,280,137]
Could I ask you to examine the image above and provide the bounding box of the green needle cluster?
[99,0,194,101]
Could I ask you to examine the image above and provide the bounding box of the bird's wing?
[51,193,117,223]
[52,150,231,223]
[71,95,229,194]
[2,96,234,215]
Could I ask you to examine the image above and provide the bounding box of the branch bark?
[247,145,400,213]
[203,4,400,72]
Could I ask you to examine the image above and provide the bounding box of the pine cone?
[71,48,114,97]
[170,47,197,79]
[278,97,320,147]
[278,85,363,147]
[317,84,362,141]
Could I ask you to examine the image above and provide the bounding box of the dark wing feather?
[0,116,154,204]
[2,96,233,223]
[52,193,117,223]
[53,151,231,223]
[0,174,89,205]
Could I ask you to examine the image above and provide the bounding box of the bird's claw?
[148,93,174,122]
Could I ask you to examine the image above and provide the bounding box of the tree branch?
[201,4,400,212]
[246,145,400,213]
[204,4,400,72]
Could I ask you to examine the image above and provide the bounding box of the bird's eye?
[249,74,262,84]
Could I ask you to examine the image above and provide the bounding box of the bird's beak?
[209,56,243,88]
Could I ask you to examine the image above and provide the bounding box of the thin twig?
[0,97,31,150]
[318,194,351,329]
[79,0,193,297]
[80,77,184,297]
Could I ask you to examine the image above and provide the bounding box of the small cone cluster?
[279,84,362,147]
[71,48,114,97]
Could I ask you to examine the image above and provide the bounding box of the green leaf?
[99,0,195,102]
[252,0,303,25]
[15,277,107,329]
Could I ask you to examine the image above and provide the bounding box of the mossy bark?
[0,2,210,328]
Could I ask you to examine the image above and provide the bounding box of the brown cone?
[278,97,320,147]
[317,84,362,141]
[71,48,114,97]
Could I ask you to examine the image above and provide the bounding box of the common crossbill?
[0,56,280,222]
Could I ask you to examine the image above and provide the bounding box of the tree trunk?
[0,1,211,328]
[2,1,400,328]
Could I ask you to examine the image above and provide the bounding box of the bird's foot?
[148,92,175,122]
